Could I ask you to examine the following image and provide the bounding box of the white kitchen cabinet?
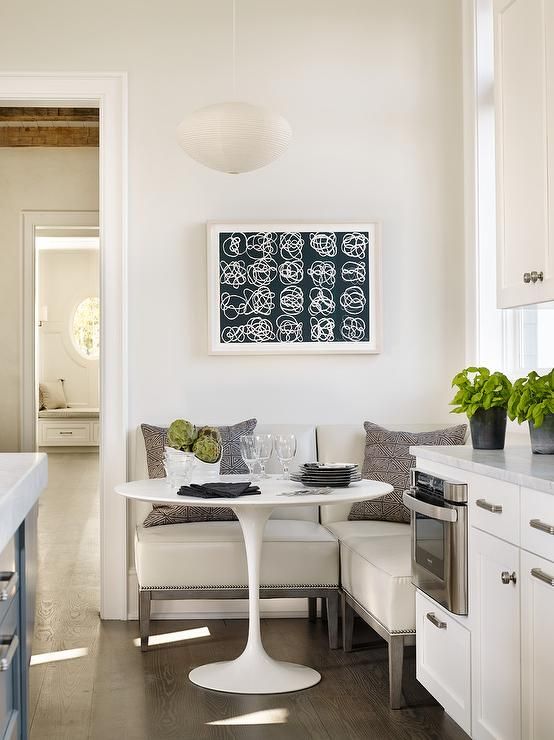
[416,592,471,735]
[521,549,554,740]
[471,528,521,740]
[494,0,554,307]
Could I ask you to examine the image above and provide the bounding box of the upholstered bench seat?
[340,534,414,633]
[325,519,410,541]
[135,519,339,590]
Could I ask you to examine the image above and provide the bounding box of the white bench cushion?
[340,534,415,633]
[136,519,339,590]
[325,520,409,540]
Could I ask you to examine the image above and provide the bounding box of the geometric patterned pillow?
[348,421,467,523]
[141,418,257,527]
[140,418,257,478]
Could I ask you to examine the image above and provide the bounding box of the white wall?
[0,1,465,439]
[0,148,99,451]
[38,249,100,407]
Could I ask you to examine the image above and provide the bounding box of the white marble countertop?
[410,445,554,494]
[0,453,48,553]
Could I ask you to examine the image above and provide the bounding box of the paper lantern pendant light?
[177,1,291,174]
[177,102,292,174]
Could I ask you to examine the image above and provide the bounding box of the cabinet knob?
[524,271,544,284]
[501,571,517,585]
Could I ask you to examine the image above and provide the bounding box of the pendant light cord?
[232,0,237,97]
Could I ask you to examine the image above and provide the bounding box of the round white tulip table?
[115,474,392,694]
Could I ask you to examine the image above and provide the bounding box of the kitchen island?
[410,443,554,740]
[0,454,47,740]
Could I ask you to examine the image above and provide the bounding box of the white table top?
[115,474,392,508]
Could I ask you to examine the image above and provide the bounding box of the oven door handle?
[402,490,458,523]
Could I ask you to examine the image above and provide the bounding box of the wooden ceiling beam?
[0,107,99,122]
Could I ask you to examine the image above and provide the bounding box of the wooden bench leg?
[326,592,339,649]
[308,596,317,623]
[139,590,151,651]
[342,592,354,652]
[320,597,328,623]
[388,635,405,709]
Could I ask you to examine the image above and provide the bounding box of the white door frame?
[0,73,128,620]
[22,210,100,450]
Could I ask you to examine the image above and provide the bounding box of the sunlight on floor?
[133,626,211,647]
[207,709,290,726]
[30,647,89,666]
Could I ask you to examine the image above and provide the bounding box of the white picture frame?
[207,221,382,355]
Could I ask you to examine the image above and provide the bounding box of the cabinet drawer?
[416,591,471,735]
[521,487,554,562]
[0,601,20,740]
[41,422,91,444]
[470,477,519,544]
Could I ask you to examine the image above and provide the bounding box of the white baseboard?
[127,569,310,620]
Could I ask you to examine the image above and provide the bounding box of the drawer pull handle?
[530,519,554,535]
[531,568,554,587]
[0,634,19,671]
[59,431,73,435]
[501,571,517,585]
[476,499,503,514]
[0,572,18,601]
[426,612,447,630]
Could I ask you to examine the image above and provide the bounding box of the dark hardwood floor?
[29,453,469,740]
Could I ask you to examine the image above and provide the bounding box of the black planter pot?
[470,407,507,450]
[529,414,554,454]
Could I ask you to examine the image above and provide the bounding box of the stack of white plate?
[290,463,361,488]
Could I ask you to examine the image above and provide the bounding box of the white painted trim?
[1,72,128,620]
[207,221,382,355]
[22,210,99,450]
[463,0,479,365]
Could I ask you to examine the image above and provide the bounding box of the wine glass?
[255,433,274,479]
[240,435,259,480]
[275,433,297,479]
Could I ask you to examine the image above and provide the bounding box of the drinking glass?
[163,448,195,489]
[240,435,259,480]
[275,433,297,479]
[255,433,274,479]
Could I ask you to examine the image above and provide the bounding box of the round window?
[72,297,100,358]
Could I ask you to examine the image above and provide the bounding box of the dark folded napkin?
[177,481,261,499]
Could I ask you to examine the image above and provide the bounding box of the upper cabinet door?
[494,0,554,307]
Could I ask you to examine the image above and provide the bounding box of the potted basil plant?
[450,367,512,450]
[508,369,554,454]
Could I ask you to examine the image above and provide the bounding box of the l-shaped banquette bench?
[129,422,449,707]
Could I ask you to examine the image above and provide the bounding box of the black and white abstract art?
[207,223,381,354]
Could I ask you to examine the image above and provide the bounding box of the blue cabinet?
[0,506,37,740]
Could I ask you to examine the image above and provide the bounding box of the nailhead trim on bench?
[140,583,339,591]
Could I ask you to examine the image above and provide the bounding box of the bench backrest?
[129,423,319,529]
[316,423,462,524]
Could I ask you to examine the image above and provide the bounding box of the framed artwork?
[207,222,382,354]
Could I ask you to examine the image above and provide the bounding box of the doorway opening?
[0,72,128,622]
[34,220,102,620]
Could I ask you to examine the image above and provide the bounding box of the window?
[474,1,554,376]
[72,297,100,358]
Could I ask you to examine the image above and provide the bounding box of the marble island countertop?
[0,453,48,552]
[410,445,554,495]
